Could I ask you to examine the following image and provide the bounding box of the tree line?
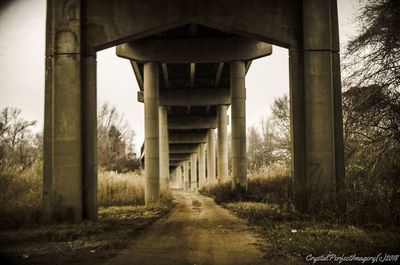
[0,103,139,178]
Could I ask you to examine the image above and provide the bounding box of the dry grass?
[98,170,145,206]
[201,171,400,264]
[0,161,43,228]
[0,169,175,264]
[0,205,172,265]
[225,202,400,264]
[200,172,292,206]
[0,167,173,228]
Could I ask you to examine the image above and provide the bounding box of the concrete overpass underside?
[44,0,345,222]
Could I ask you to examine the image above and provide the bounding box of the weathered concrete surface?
[117,37,272,63]
[169,115,217,130]
[169,131,207,144]
[159,106,169,189]
[230,61,247,190]
[104,191,269,265]
[207,129,216,182]
[86,0,300,49]
[217,105,228,182]
[159,87,230,106]
[191,153,198,189]
[144,62,160,208]
[198,144,206,187]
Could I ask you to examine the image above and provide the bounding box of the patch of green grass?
[0,204,174,265]
[224,202,400,263]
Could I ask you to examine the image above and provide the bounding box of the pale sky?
[0,0,361,153]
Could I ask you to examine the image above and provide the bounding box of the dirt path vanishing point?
[104,190,271,265]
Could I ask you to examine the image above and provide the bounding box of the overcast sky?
[0,0,361,153]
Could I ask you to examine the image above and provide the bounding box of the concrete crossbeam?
[169,161,185,166]
[168,115,217,130]
[160,88,230,106]
[169,144,199,153]
[137,88,230,106]
[170,153,192,161]
[169,131,208,144]
[117,37,272,63]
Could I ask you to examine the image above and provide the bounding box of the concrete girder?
[169,161,185,166]
[160,88,230,106]
[168,115,217,130]
[136,88,230,106]
[169,144,199,154]
[116,37,272,63]
[130,60,144,90]
[170,153,192,161]
[169,131,208,144]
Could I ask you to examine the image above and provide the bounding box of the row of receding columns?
[143,61,246,206]
[43,0,344,223]
[172,130,216,191]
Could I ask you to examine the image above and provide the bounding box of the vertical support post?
[177,166,182,189]
[331,0,346,214]
[144,62,160,208]
[217,105,228,183]
[82,54,98,220]
[198,144,206,187]
[191,153,198,190]
[230,61,247,191]
[289,48,306,212]
[207,129,216,183]
[297,0,344,213]
[159,106,169,189]
[183,161,189,191]
[44,0,83,222]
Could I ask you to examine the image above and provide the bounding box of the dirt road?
[104,191,270,265]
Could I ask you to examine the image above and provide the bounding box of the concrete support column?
[207,129,216,182]
[183,161,189,191]
[289,49,306,212]
[177,166,182,189]
[144,62,160,208]
[293,0,344,214]
[159,106,169,189]
[198,144,206,187]
[82,55,98,220]
[230,61,247,191]
[43,0,84,222]
[191,153,198,190]
[217,105,228,183]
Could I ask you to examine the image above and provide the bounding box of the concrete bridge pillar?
[231,61,247,191]
[191,153,198,190]
[43,0,97,222]
[217,105,228,183]
[159,106,169,189]
[289,0,345,214]
[179,166,184,189]
[144,62,160,208]
[198,144,206,187]
[183,161,189,191]
[207,129,216,183]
